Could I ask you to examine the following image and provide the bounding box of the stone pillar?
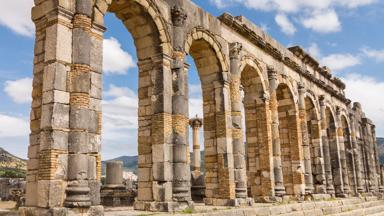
[101,161,129,207]
[298,84,314,195]
[380,166,384,193]
[211,77,237,205]
[349,113,365,194]
[25,0,74,212]
[170,4,192,207]
[363,119,376,193]
[189,117,203,173]
[268,66,286,197]
[319,96,335,196]
[372,126,381,193]
[336,108,350,195]
[229,43,248,200]
[105,161,124,188]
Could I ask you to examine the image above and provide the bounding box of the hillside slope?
[0,147,26,178]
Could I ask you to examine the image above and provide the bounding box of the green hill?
[0,147,26,178]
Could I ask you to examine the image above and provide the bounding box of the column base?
[133,200,194,212]
[305,185,315,195]
[378,186,384,193]
[19,206,104,216]
[204,198,252,206]
[275,185,286,197]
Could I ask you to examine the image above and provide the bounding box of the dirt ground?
[0,201,16,216]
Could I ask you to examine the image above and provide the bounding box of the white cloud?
[301,10,341,33]
[320,53,361,71]
[275,14,296,35]
[4,77,32,104]
[342,73,384,136]
[336,0,377,8]
[361,47,384,62]
[0,0,34,37]
[306,43,322,58]
[210,0,376,34]
[0,114,29,138]
[103,37,136,75]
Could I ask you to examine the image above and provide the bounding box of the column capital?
[267,65,278,80]
[319,95,326,106]
[189,116,203,129]
[171,5,187,27]
[229,42,243,59]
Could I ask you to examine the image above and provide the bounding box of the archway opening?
[102,0,172,206]
[276,83,298,195]
[304,96,321,193]
[325,107,342,194]
[341,116,356,194]
[240,64,267,199]
[187,35,226,201]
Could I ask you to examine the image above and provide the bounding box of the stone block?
[152,181,172,202]
[90,36,103,73]
[43,62,69,92]
[69,107,90,130]
[90,72,102,99]
[45,24,72,63]
[76,0,93,16]
[40,103,70,129]
[55,154,68,180]
[40,130,68,151]
[37,180,66,208]
[68,131,89,153]
[152,162,173,181]
[73,28,92,65]
[89,180,101,205]
[42,90,70,104]
[71,68,91,93]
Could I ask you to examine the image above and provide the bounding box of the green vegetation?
[0,168,26,178]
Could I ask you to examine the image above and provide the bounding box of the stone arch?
[325,106,344,196]
[303,94,325,193]
[96,0,172,57]
[340,114,356,195]
[26,0,176,212]
[185,28,235,202]
[276,83,303,196]
[238,58,270,198]
[185,28,229,75]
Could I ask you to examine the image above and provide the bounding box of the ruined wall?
[21,0,382,215]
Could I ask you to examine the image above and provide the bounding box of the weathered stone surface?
[25,0,382,214]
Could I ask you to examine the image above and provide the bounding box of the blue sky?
[0,0,383,159]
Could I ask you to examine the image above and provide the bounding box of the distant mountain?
[377,137,384,164]
[102,155,139,175]
[102,152,206,175]
[0,147,26,178]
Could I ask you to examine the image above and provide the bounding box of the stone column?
[349,113,364,194]
[319,96,335,196]
[380,166,384,193]
[189,117,203,173]
[211,77,237,205]
[171,4,192,205]
[65,3,101,207]
[229,43,248,200]
[372,126,381,192]
[298,84,314,195]
[105,161,124,188]
[268,66,286,197]
[363,119,376,193]
[336,108,350,195]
